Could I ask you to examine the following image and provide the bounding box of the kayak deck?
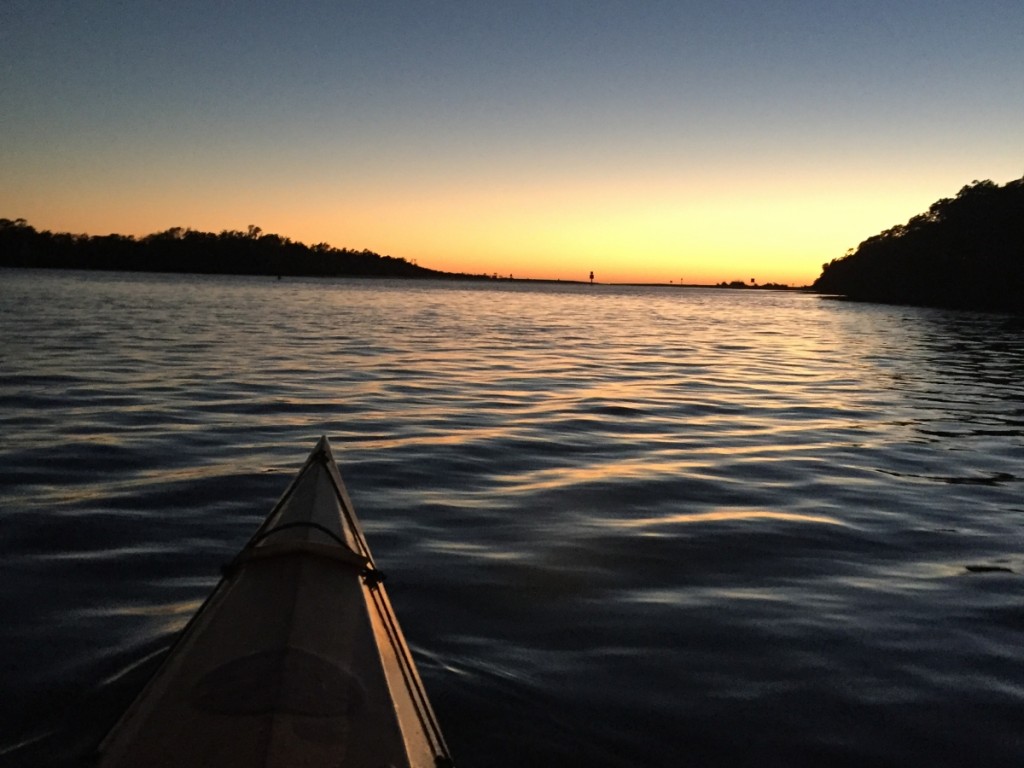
[98,436,451,767]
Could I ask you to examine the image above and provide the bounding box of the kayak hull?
[97,436,451,767]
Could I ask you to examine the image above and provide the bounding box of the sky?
[2,1,1022,285]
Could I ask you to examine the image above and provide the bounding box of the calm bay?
[1,269,1022,766]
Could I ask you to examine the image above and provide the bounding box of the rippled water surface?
[2,269,1023,766]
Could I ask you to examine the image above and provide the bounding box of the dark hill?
[813,177,1024,312]
[0,220,482,280]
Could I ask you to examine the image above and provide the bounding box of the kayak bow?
[98,436,452,767]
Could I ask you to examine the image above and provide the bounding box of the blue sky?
[3,1,1021,283]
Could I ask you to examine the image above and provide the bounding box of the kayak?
[97,436,452,767]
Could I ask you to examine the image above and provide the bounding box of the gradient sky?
[2,1,1022,284]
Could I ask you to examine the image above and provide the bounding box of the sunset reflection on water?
[2,272,1022,767]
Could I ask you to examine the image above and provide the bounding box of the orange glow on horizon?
[7,160,1020,287]
[3,1,1021,290]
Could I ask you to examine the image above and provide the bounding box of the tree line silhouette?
[8,179,1021,301]
[0,220,491,280]
[814,176,1024,312]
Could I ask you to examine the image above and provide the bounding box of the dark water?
[1,269,1023,766]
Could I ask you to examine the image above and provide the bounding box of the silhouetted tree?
[0,220,496,280]
[814,176,1024,312]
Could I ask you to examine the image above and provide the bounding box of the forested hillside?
[814,177,1024,312]
[0,220,458,279]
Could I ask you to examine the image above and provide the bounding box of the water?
[1,269,1022,766]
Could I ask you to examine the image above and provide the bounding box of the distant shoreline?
[0,219,809,290]
[1,263,814,292]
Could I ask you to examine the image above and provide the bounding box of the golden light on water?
[611,509,846,529]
